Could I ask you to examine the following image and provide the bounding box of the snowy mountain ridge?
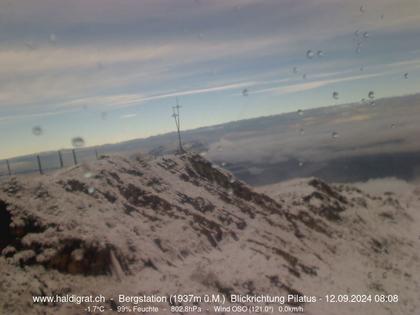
[0,153,419,314]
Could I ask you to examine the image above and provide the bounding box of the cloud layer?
[1,0,420,158]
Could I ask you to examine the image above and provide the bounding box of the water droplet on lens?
[72,137,85,148]
[84,172,92,178]
[380,14,384,20]
[88,187,95,194]
[221,162,227,167]
[369,100,376,106]
[297,109,304,116]
[363,31,369,38]
[332,91,339,100]
[391,124,396,129]
[299,128,305,135]
[25,41,36,50]
[293,66,298,74]
[242,88,249,97]
[49,33,57,44]
[404,73,409,79]
[298,161,304,167]
[354,30,360,37]
[200,152,207,157]
[302,73,307,79]
[32,126,43,136]
[368,91,375,99]
[317,50,324,57]
[332,131,340,139]
[360,66,364,71]
[360,5,365,13]
[306,50,314,59]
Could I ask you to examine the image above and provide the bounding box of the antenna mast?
[172,97,184,153]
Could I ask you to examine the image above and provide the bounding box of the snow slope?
[0,153,419,314]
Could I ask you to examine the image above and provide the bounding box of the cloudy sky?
[0,0,420,159]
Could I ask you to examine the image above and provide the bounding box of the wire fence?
[0,147,103,179]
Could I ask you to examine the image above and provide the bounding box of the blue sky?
[0,0,420,159]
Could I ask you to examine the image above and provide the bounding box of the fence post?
[58,150,64,168]
[36,155,43,175]
[95,149,99,160]
[72,149,78,165]
[6,159,11,176]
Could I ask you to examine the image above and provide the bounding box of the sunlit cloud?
[59,81,256,110]
[120,113,137,119]
[330,114,372,124]
[252,71,390,96]
[0,108,81,123]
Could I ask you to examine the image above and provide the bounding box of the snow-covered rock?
[0,153,419,314]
